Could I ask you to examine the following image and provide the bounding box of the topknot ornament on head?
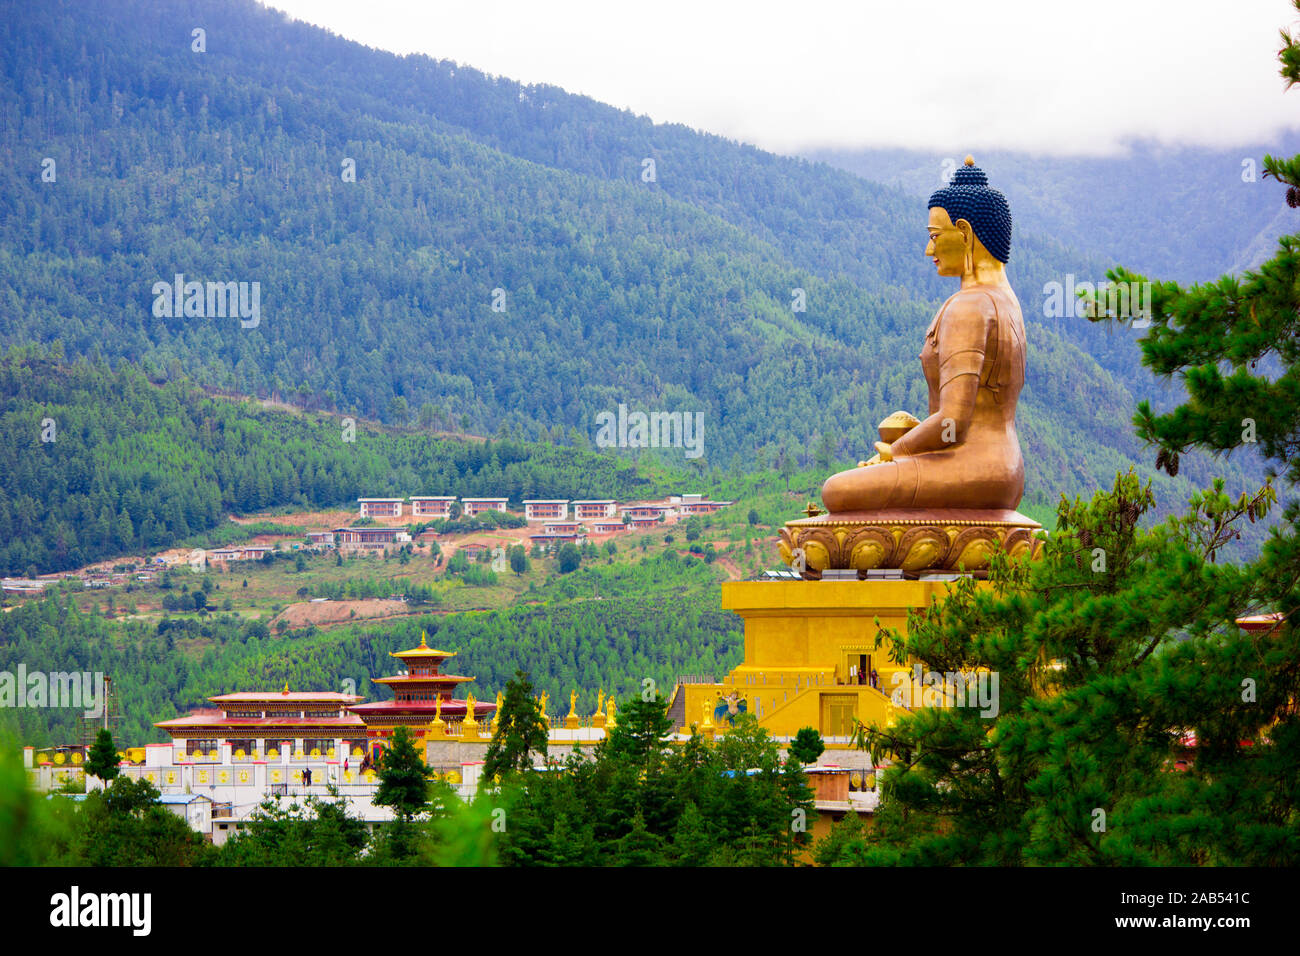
[928,154,1013,264]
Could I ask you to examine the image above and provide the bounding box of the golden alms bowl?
[878,410,921,444]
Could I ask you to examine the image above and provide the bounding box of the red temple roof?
[209,691,363,704]
[155,714,366,730]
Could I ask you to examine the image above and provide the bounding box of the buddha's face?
[926,207,969,277]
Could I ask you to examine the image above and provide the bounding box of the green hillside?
[0,350,658,574]
[0,0,1268,521]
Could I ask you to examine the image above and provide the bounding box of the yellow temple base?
[673,578,966,742]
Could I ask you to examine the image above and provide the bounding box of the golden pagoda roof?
[389,631,457,659]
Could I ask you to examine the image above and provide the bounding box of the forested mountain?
[0,350,655,574]
[0,0,1269,523]
[806,137,1300,284]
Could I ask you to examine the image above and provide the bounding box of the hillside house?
[523,499,569,521]
[357,498,404,518]
[460,498,509,518]
[334,527,411,553]
[409,496,456,518]
[571,500,616,520]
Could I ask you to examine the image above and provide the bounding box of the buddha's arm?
[888,298,993,457]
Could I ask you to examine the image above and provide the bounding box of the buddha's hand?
[858,443,894,467]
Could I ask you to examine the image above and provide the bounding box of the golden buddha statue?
[781,157,1041,576]
[824,156,1024,512]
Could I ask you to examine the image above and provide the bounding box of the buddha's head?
[926,156,1012,277]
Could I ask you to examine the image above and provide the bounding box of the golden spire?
[282,682,289,695]
[419,630,428,648]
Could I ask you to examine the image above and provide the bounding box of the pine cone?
[1167,452,1180,477]
[1289,186,1299,208]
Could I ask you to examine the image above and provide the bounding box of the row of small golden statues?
[549,689,617,728]
[419,689,766,741]
[425,689,619,740]
[779,156,1043,578]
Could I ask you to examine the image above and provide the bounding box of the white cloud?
[266,0,1300,155]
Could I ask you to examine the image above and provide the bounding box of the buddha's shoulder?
[940,285,1019,318]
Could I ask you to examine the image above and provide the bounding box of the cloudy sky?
[266,0,1300,156]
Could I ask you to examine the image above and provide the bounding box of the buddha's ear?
[953,218,975,245]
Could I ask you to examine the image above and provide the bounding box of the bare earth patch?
[229,508,355,528]
[272,598,410,629]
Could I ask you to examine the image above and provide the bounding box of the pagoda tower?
[347,632,495,752]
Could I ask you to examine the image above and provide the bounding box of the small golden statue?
[595,689,606,716]
[461,691,480,740]
[426,694,447,740]
[606,696,616,728]
[568,689,578,718]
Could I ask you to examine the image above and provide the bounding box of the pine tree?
[84,728,119,782]
[828,472,1290,866]
[614,809,666,866]
[483,670,549,780]
[373,725,428,822]
[669,801,713,867]
[601,693,673,770]
[788,727,825,765]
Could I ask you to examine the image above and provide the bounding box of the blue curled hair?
[928,160,1013,264]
